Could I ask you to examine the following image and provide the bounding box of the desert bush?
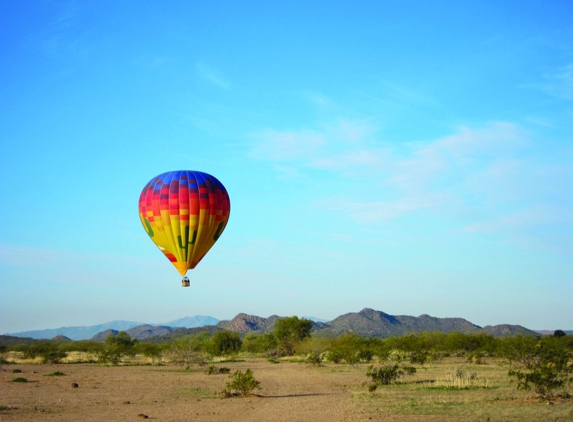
[208,331,242,357]
[16,342,58,362]
[219,369,261,397]
[327,333,372,364]
[17,342,68,364]
[205,365,230,375]
[11,377,28,383]
[466,350,487,364]
[98,332,137,365]
[241,333,278,355]
[409,350,429,365]
[137,343,164,363]
[504,336,573,399]
[61,340,104,354]
[42,349,68,364]
[273,316,312,356]
[366,364,417,391]
[45,371,65,376]
[166,335,208,369]
[296,337,330,366]
[12,369,22,373]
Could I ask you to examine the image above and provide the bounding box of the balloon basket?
[182,277,190,287]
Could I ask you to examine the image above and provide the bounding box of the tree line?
[2,317,572,398]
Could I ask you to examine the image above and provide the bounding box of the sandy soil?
[1,359,382,421]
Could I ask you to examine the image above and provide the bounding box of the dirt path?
[1,360,382,421]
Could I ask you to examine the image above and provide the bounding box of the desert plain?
[2,355,573,422]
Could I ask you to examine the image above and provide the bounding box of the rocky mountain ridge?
[6,309,545,342]
[211,308,538,339]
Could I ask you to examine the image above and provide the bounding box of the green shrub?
[295,337,330,366]
[366,364,417,391]
[208,331,242,357]
[136,343,164,363]
[45,371,65,376]
[241,333,277,354]
[503,336,573,399]
[11,377,28,383]
[12,369,22,373]
[165,335,208,369]
[16,342,68,364]
[98,332,137,365]
[220,369,261,397]
[327,333,372,364]
[205,365,230,375]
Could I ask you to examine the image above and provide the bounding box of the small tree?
[208,331,242,357]
[503,336,573,399]
[273,316,312,356]
[98,332,137,365]
[241,333,278,355]
[19,342,68,364]
[137,343,164,363]
[166,335,208,369]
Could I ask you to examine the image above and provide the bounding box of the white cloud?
[387,122,527,190]
[248,118,573,253]
[318,193,453,222]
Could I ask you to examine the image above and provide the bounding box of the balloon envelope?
[138,170,230,276]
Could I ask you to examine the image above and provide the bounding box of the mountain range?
[6,315,219,340]
[214,308,540,339]
[4,308,544,342]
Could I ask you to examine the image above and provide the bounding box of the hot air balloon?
[138,170,230,287]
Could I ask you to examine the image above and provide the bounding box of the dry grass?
[351,358,573,421]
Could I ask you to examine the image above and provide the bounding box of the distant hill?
[316,309,480,338]
[91,329,119,341]
[7,315,220,340]
[481,324,539,337]
[6,309,545,343]
[216,313,281,334]
[0,334,41,346]
[51,335,72,342]
[141,326,225,344]
[159,316,219,328]
[8,320,145,340]
[212,308,539,339]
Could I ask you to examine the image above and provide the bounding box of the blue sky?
[1,1,572,334]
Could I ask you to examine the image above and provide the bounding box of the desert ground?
[2,357,573,421]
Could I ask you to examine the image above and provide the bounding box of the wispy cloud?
[377,80,439,107]
[318,193,454,222]
[543,63,573,100]
[523,62,573,100]
[195,62,230,88]
[462,205,570,234]
[249,129,326,161]
[387,122,527,190]
[248,117,573,252]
